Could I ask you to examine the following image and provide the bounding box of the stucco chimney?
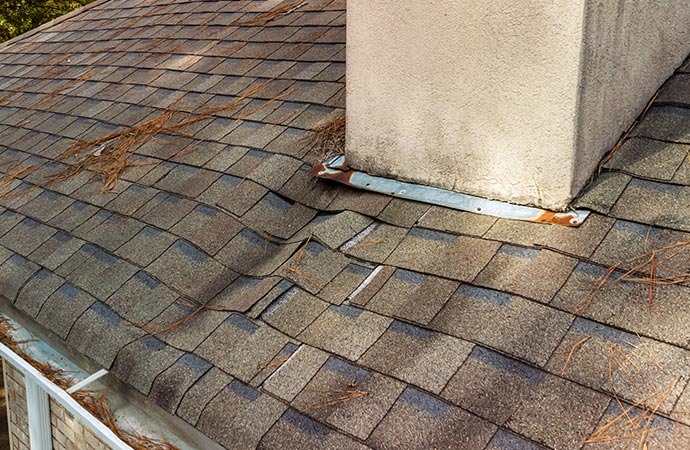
[346,1,690,210]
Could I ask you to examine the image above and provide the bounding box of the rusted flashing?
[309,155,590,227]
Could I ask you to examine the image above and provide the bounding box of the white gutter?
[0,342,132,450]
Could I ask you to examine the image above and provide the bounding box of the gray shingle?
[197,380,287,450]
[170,204,243,255]
[259,409,369,450]
[149,353,212,414]
[431,285,573,365]
[442,346,546,426]
[506,375,609,450]
[367,386,496,450]
[474,245,578,304]
[292,356,405,440]
[299,305,391,360]
[261,286,328,337]
[197,174,267,216]
[387,228,500,282]
[611,178,690,231]
[263,345,329,402]
[147,240,236,302]
[111,335,183,395]
[36,282,96,339]
[196,313,289,382]
[177,367,233,427]
[363,268,459,325]
[545,318,690,415]
[604,137,688,181]
[552,262,690,346]
[359,321,473,394]
[66,301,144,368]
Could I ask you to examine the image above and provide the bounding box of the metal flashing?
[310,155,590,227]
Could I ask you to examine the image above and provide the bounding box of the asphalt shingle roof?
[1,1,690,449]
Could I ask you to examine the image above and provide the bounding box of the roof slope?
[1,1,690,449]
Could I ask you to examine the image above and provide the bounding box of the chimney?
[345,1,690,210]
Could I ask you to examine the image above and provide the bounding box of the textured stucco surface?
[346,0,690,209]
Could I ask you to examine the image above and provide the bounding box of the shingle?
[417,206,497,236]
[105,184,159,216]
[0,217,56,256]
[196,313,289,382]
[105,270,177,324]
[245,153,303,191]
[48,200,98,231]
[149,353,212,414]
[474,245,578,303]
[111,336,183,395]
[311,210,373,249]
[387,228,500,282]
[612,178,690,231]
[203,145,248,172]
[432,285,573,365]
[442,346,546,426]
[64,244,137,300]
[631,106,690,143]
[215,228,300,276]
[367,387,496,450]
[66,301,144,368]
[263,345,329,402]
[261,286,328,337]
[341,222,408,264]
[506,375,609,450]
[299,305,391,360]
[18,189,74,222]
[172,141,225,167]
[15,268,64,317]
[243,192,317,239]
[170,204,243,255]
[572,171,631,214]
[259,409,369,450]
[328,188,391,216]
[135,192,197,230]
[196,380,287,450]
[363,268,459,325]
[592,220,690,277]
[36,282,96,339]
[552,262,690,346]
[595,400,690,450]
[0,254,39,301]
[278,165,340,209]
[250,342,301,387]
[177,367,233,426]
[604,137,688,181]
[222,121,285,149]
[29,231,84,270]
[484,214,614,258]
[486,429,549,450]
[292,356,405,440]
[71,178,132,207]
[149,240,234,301]
[154,164,220,198]
[72,210,145,252]
[114,225,176,267]
[359,321,473,394]
[279,241,349,294]
[211,276,281,312]
[545,318,690,414]
[377,198,430,228]
[318,263,373,305]
[0,210,23,237]
[197,174,267,216]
